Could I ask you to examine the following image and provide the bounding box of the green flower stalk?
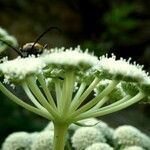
[0,46,149,150]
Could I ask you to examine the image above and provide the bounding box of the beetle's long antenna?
[31,26,61,51]
[0,39,23,56]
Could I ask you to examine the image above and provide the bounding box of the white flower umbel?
[122,146,145,150]
[0,56,45,83]
[95,55,148,82]
[42,46,99,70]
[113,125,150,149]
[31,131,54,150]
[71,127,106,150]
[85,143,114,150]
[70,118,114,142]
[0,47,149,150]
[2,132,31,150]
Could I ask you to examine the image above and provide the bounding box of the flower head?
[2,132,31,150]
[113,125,150,149]
[31,131,54,150]
[71,127,106,150]
[0,56,45,83]
[85,143,114,150]
[122,146,145,150]
[42,46,99,71]
[95,55,148,82]
[79,118,114,142]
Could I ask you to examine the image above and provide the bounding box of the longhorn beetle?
[0,26,61,57]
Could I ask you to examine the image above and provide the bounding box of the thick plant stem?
[53,123,69,150]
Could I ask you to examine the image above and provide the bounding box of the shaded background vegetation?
[0,0,150,145]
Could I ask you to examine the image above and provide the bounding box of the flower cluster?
[122,146,145,150]
[114,125,150,150]
[0,46,149,150]
[31,131,54,150]
[2,132,31,150]
[72,127,106,150]
[1,118,150,150]
[0,56,45,83]
[85,143,113,150]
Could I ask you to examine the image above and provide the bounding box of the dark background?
[0,0,150,146]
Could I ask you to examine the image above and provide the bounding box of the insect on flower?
[0,26,61,57]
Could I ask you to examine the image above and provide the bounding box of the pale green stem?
[90,96,109,110]
[26,76,60,120]
[69,80,118,119]
[55,80,62,112]
[74,92,145,121]
[0,82,53,120]
[70,82,87,111]
[61,71,75,116]
[22,82,47,111]
[69,77,100,112]
[85,95,130,115]
[37,74,57,110]
[59,78,66,114]
[53,123,69,150]
[99,95,131,111]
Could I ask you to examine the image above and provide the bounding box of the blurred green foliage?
[102,3,138,45]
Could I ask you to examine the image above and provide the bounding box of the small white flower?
[122,146,145,150]
[2,132,31,150]
[85,142,114,150]
[70,118,114,142]
[42,46,99,70]
[29,132,39,144]
[31,131,54,150]
[95,55,148,82]
[71,127,106,150]
[114,125,150,149]
[0,56,45,83]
